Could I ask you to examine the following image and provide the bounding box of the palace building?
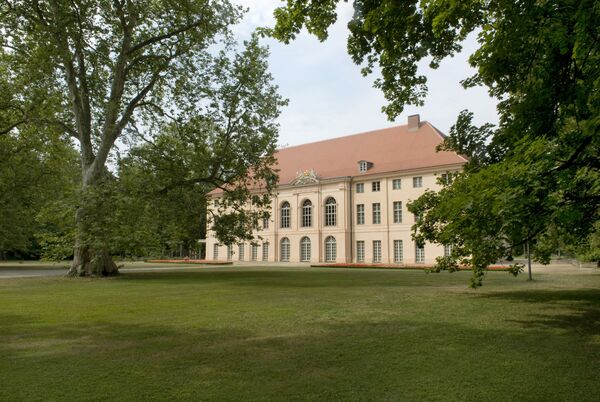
[206,114,466,264]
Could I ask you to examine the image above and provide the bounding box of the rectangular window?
[302,201,312,227]
[238,244,245,261]
[325,200,336,226]
[444,244,452,257]
[393,201,402,223]
[413,176,423,188]
[359,161,368,172]
[251,244,258,261]
[262,217,269,230]
[356,241,365,262]
[227,245,233,261]
[372,181,381,192]
[356,183,364,193]
[440,173,450,185]
[416,244,425,263]
[372,203,381,224]
[373,240,382,263]
[213,198,219,207]
[213,244,219,260]
[262,243,269,261]
[356,204,365,225]
[281,206,290,228]
[394,240,403,263]
[392,179,401,190]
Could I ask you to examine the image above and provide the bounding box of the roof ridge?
[277,122,426,151]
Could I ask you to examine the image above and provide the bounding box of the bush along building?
[206,115,466,264]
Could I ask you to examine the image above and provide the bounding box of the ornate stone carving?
[292,169,319,185]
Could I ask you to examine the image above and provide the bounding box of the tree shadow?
[475,289,600,336]
[1,311,599,401]
[115,268,472,289]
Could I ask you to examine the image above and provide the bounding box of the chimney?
[408,114,420,131]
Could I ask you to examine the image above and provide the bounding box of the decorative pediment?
[292,169,320,186]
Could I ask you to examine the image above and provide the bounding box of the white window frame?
[213,244,219,260]
[356,183,364,193]
[262,243,269,261]
[251,244,258,261]
[280,238,290,262]
[280,201,291,228]
[359,161,368,173]
[324,197,337,226]
[300,237,311,262]
[444,244,452,257]
[392,179,401,190]
[325,236,337,262]
[227,245,233,261]
[394,240,403,263]
[356,241,365,262]
[413,176,423,188]
[302,199,312,227]
[372,181,381,192]
[393,201,402,223]
[373,240,382,263]
[416,244,425,263]
[372,203,381,224]
[356,204,365,225]
[238,244,244,261]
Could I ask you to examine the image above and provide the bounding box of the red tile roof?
[210,120,466,195]
[274,121,466,185]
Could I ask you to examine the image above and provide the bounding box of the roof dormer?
[358,160,373,173]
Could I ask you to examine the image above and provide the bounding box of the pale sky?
[234,1,499,147]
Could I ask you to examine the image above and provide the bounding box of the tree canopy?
[0,1,285,275]
[270,0,600,285]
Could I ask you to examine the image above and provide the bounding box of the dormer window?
[358,160,372,173]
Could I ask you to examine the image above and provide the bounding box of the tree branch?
[48,0,91,162]
[127,19,204,55]
[0,120,25,135]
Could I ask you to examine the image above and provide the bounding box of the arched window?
[280,201,291,228]
[302,199,312,227]
[280,237,290,262]
[325,197,337,226]
[300,237,311,262]
[325,236,337,262]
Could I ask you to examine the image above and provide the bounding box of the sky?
[233,1,499,147]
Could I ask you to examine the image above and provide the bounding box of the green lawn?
[1,265,599,401]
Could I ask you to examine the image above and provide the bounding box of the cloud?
[234,1,498,146]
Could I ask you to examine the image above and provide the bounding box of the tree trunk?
[526,239,533,281]
[67,172,119,277]
[68,244,118,277]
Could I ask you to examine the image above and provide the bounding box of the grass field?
[1,264,599,401]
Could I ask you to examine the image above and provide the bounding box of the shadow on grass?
[476,289,600,336]
[115,268,473,289]
[1,309,599,401]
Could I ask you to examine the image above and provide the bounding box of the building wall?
[206,166,460,264]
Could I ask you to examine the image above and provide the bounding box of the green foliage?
[117,35,286,253]
[1,2,285,264]
[271,0,600,284]
[0,128,79,259]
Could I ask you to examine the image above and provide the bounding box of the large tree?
[0,1,284,276]
[270,0,600,285]
[112,38,285,259]
[0,127,79,259]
